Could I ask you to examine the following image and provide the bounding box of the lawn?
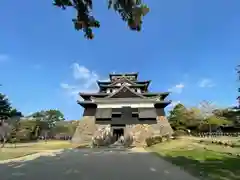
[0,140,85,161]
[148,137,240,180]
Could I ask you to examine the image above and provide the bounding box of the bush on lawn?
[172,129,187,137]
[145,135,170,147]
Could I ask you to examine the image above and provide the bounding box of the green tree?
[45,109,65,122]
[0,93,11,119]
[0,93,11,147]
[168,103,189,130]
[213,108,240,126]
[205,115,232,127]
[6,108,23,126]
[53,0,150,39]
[184,107,202,129]
[29,109,65,141]
[9,108,23,118]
[31,109,64,126]
[0,92,23,147]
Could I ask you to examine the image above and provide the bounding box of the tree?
[197,101,234,133]
[198,100,216,118]
[184,107,202,129]
[5,108,23,126]
[31,109,64,126]
[0,122,12,147]
[205,115,231,127]
[0,93,11,120]
[29,109,65,141]
[9,108,23,118]
[168,103,189,130]
[0,91,24,147]
[198,100,216,134]
[45,109,65,122]
[168,104,203,132]
[0,93,12,147]
[53,0,150,39]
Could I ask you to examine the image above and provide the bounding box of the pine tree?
[53,0,150,39]
[0,93,11,121]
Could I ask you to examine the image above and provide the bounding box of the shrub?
[145,136,163,147]
[173,129,187,137]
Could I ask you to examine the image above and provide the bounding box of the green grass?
[0,140,86,161]
[0,151,37,161]
[148,139,240,180]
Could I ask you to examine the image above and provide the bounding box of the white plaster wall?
[106,88,118,93]
[97,103,154,108]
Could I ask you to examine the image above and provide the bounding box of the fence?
[192,132,240,137]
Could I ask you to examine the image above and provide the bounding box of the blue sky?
[0,0,240,119]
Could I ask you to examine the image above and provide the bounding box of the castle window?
[132,113,138,118]
[112,113,121,118]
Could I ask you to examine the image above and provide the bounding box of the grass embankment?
[148,137,240,180]
[0,140,85,161]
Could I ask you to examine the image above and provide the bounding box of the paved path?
[0,148,199,180]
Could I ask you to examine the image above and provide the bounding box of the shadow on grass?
[152,152,240,180]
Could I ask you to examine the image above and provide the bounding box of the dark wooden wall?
[83,107,166,125]
[83,108,96,116]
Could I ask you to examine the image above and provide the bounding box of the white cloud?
[0,54,9,62]
[71,63,99,89]
[61,63,107,99]
[168,83,185,94]
[198,78,215,88]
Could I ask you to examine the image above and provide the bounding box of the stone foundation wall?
[71,116,97,144]
[72,116,173,147]
[92,124,113,146]
[125,116,173,147]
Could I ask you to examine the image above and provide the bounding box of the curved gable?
[106,85,145,98]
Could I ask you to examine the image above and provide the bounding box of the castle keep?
[72,72,173,146]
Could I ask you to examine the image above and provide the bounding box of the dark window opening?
[112,108,122,112]
[112,113,121,118]
[139,118,156,121]
[132,113,139,118]
[111,124,126,127]
[95,118,111,121]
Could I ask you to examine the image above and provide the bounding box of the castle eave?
[154,101,172,108]
[91,97,171,105]
[77,100,97,108]
[142,92,170,99]
[79,92,108,100]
